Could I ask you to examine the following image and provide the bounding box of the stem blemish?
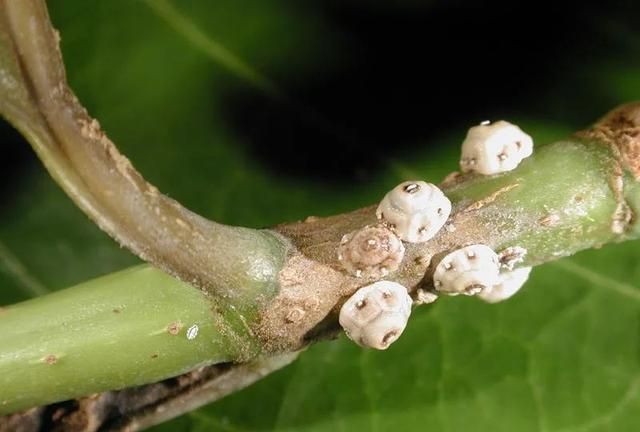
[167,321,183,336]
[538,213,560,227]
[462,183,520,213]
[43,355,57,365]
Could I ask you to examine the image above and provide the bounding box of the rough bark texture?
[578,102,640,180]
[256,120,640,353]
[0,353,299,432]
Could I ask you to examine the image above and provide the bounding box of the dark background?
[3,0,639,189]
[220,0,638,181]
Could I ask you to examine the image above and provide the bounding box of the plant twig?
[0,0,288,306]
[0,265,265,415]
[2,0,640,429]
[0,352,299,432]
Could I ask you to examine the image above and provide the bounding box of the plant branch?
[0,265,268,415]
[0,352,299,432]
[0,0,289,306]
[3,113,640,426]
[258,115,640,352]
[2,0,640,428]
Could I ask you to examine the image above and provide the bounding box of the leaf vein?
[0,238,49,297]
[142,0,281,98]
[553,260,640,302]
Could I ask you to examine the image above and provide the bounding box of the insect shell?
[478,266,532,303]
[339,281,413,350]
[337,225,405,278]
[376,181,451,243]
[433,244,500,296]
[460,120,533,175]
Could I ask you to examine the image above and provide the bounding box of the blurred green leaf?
[2,1,640,431]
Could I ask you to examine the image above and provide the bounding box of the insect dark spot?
[465,283,486,295]
[382,330,399,346]
[364,238,379,251]
[403,183,420,194]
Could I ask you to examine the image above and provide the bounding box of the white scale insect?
[432,244,501,296]
[340,120,535,348]
[460,120,533,175]
[433,244,531,301]
[337,225,405,278]
[376,180,451,243]
[478,266,532,303]
[339,281,412,350]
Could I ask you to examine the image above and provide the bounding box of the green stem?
[2,0,640,424]
[269,131,640,350]
[283,136,640,271]
[0,0,289,306]
[443,137,640,264]
[0,265,260,415]
[2,120,638,421]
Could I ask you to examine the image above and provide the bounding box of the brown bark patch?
[167,321,183,336]
[579,102,640,180]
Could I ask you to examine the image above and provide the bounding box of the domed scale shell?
[433,244,500,296]
[460,120,533,175]
[478,266,532,303]
[339,281,413,350]
[376,181,452,243]
[337,225,405,278]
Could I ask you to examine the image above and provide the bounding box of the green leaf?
[2,0,640,430]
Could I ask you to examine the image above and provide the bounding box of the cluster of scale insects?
[338,120,534,350]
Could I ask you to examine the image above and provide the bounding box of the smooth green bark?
[443,138,640,266]
[0,265,260,414]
